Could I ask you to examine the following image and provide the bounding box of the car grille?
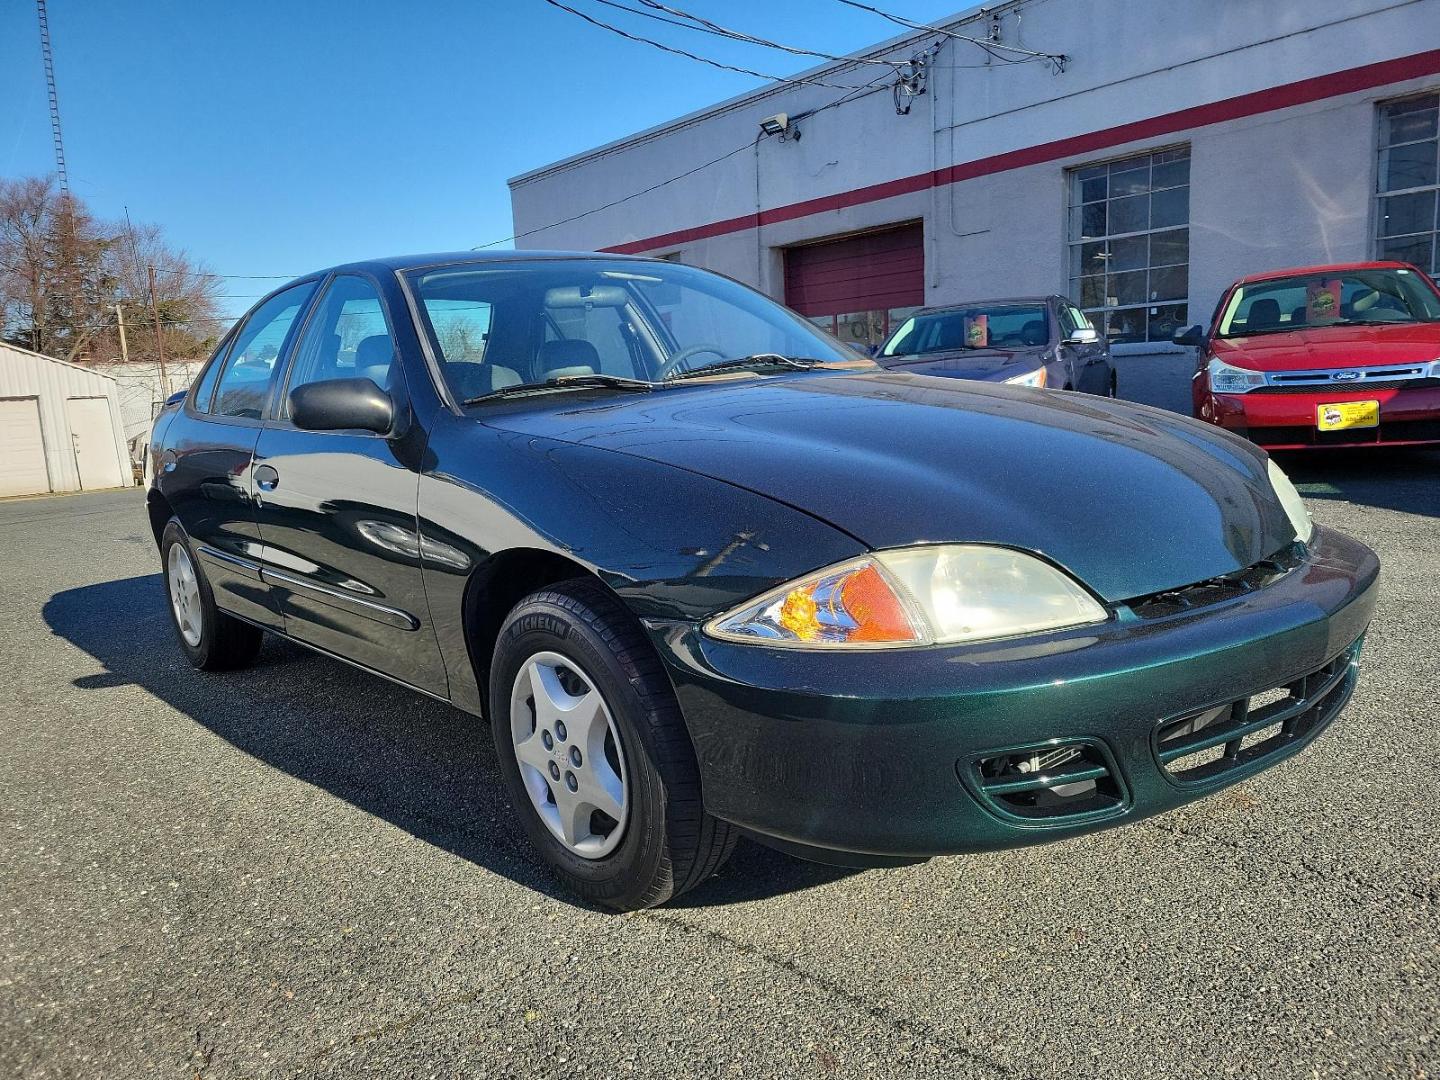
[1153,639,1362,785]
[1240,419,1440,446]
[1125,543,1306,619]
[1251,377,1439,394]
[964,739,1128,823]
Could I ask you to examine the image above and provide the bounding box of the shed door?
[0,398,50,497]
[66,397,125,490]
[784,223,925,350]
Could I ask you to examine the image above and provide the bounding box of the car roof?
[1234,260,1417,285]
[279,250,659,287]
[908,296,1059,316]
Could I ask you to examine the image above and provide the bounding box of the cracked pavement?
[2,449,1438,1078]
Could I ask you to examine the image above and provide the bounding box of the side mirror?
[289,378,394,434]
[1172,325,1205,348]
[1063,326,1099,345]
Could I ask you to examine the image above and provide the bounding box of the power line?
[537,0,872,89]
[594,0,907,69]
[832,0,1067,72]
[474,64,902,250]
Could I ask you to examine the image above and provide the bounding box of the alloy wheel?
[509,651,629,859]
[167,542,203,647]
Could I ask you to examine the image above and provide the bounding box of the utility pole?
[146,265,168,387]
[114,303,130,363]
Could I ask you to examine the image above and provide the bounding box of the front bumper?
[1201,384,1440,448]
[648,525,1378,861]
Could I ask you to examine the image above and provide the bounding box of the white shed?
[0,342,131,497]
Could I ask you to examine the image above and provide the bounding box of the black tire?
[489,578,736,910]
[159,519,263,672]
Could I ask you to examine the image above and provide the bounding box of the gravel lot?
[2,450,1437,1079]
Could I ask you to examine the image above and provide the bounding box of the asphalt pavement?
[2,450,1437,1079]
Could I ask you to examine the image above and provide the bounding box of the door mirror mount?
[289,378,395,435]
[1063,326,1099,346]
[1173,325,1205,348]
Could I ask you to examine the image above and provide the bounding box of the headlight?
[704,545,1107,649]
[1267,459,1314,544]
[1428,358,1440,379]
[1005,367,1047,388]
[1206,357,1266,394]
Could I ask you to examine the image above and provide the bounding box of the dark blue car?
[877,295,1116,396]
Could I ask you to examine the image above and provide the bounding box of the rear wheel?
[160,519,263,671]
[490,578,736,910]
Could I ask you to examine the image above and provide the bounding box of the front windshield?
[1217,267,1440,337]
[881,303,1049,357]
[403,259,870,402]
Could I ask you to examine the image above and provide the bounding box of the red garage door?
[784,223,925,349]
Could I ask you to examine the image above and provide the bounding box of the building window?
[1376,94,1439,275]
[1068,146,1190,345]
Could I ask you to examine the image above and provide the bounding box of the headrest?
[1247,299,1281,328]
[353,335,393,369]
[538,339,600,374]
[1020,319,1047,346]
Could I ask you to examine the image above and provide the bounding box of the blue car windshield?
[403,259,873,402]
[882,304,1050,357]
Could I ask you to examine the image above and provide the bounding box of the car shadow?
[44,574,860,911]
[1274,446,1440,520]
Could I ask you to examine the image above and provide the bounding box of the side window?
[210,283,317,419]
[1061,304,1092,337]
[189,335,234,413]
[285,276,398,412]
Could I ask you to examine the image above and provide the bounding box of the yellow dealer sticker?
[1316,401,1379,431]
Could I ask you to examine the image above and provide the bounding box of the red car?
[1181,261,1440,449]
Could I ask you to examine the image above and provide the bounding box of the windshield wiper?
[665,353,822,381]
[462,373,654,406]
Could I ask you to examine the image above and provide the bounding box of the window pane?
[1380,190,1437,236]
[286,276,398,413]
[1077,274,1106,308]
[211,283,316,419]
[1071,202,1106,240]
[1109,165,1150,197]
[1151,186,1189,229]
[1147,304,1189,343]
[1151,159,1190,190]
[1378,232,1435,269]
[1076,240,1108,276]
[1106,308,1149,344]
[1380,140,1439,192]
[1109,269,1148,306]
[1109,235,1148,272]
[1108,193,1148,234]
[1149,265,1187,302]
[1079,176,1107,203]
[190,340,230,413]
[1149,229,1189,267]
[1382,97,1439,145]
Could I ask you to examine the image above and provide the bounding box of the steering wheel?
[656,343,727,381]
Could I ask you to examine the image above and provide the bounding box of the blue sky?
[0,1,952,318]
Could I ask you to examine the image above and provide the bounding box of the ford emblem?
[1333,370,1361,381]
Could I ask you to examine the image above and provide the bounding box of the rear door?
[250,273,446,695]
[157,281,319,630]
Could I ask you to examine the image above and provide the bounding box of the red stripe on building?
[599,49,1440,256]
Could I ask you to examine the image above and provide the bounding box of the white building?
[508,0,1440,406]
[0,343,131,498]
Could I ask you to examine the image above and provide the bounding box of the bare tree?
[0,175,226,364]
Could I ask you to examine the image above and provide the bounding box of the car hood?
[1213,321,1440,371]
[483,372,1296,602]
[878,347,1044,381]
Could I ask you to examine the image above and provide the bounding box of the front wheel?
[490,579,735,910]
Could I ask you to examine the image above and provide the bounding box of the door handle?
[254,465,280,492]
